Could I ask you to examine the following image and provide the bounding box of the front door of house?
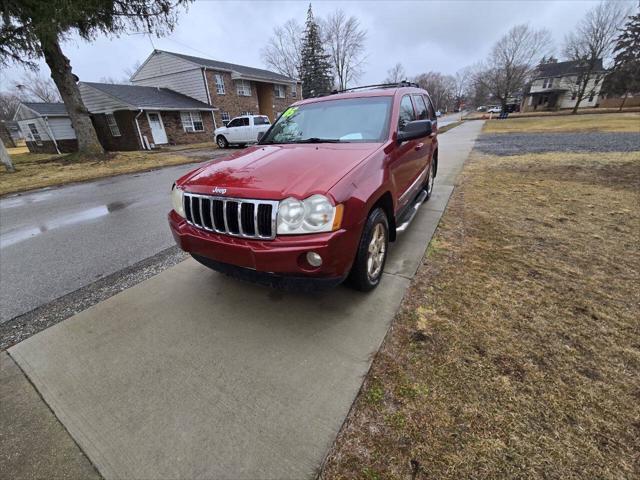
[147,112,168,145]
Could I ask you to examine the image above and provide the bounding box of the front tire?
[216,135,228,149]
[347,208,389,292]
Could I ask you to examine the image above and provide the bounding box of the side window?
[242,118,250,126]
[412,95,428,120]
[254,116,270,125]
[425,95,436,120]
[227,118,242,128]
[398,95,415,130]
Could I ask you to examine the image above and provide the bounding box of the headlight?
[277,194,342,234]
[171,184,185,218]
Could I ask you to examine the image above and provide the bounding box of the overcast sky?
[0,0,630,91]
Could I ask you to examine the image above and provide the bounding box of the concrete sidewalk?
[7,121,484,479]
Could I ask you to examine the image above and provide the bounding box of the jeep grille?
[183,192,278,240]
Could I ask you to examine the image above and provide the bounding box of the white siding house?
[523,58,605,112]
[130,50,209,103]
[13,103,77,153]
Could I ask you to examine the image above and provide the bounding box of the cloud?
[1,0,608,90]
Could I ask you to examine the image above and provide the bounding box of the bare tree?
[14,70,61,102]
[124,60,142,81]
[453,67,471,109]
[384,63,406,83]
[0,91,21,120]
[414,71,456,112]
[261,19,303,78]
[564,0,629,113]
[474,24,552,110]
[0,137,15,172]
[323,9,367,90]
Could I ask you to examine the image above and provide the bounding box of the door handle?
[415,143,424,151]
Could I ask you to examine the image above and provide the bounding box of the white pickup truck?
[214,115,271,148]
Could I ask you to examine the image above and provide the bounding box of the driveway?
[0,151,226,322]
[8,122,484,479]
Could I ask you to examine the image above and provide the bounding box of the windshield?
[260,96,393,144]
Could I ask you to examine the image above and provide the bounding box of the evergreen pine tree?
[300,4,333,98]
[606,13,640,110]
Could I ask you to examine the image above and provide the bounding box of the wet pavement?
[0,161,211,322]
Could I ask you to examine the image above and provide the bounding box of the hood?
[178,143,382,200]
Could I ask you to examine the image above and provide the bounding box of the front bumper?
[168,210,360,281]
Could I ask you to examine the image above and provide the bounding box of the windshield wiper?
[293,137,344,144]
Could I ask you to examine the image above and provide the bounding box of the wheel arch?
[369,191,396,241]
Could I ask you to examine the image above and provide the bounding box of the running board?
[396,189,428,234]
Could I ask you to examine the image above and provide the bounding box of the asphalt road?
[0,161,211,322]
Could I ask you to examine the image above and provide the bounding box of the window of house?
[588,92,595,102]
[236,80,251,96]
[412,95,429,120]
[291,84,297,98]
[274,84,286,98]
[571,91,577,100]
[27,123,42,145]
[105,113,121,137]
[240,111,254,116]
[214,74,225,95]
[181,111,204,132]
[542,78,553,89]
[398,95,416,130]
[221,111,230,126]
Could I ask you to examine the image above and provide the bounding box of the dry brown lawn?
[321,149,640,479]
[0,147,215,196]
[483,112,640,133]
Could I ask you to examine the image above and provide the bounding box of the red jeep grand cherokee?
[169,82,439,291]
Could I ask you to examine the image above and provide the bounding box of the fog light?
[306,252,322,267]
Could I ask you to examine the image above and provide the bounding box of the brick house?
[130,49,300,126]
[15,83,215,154]
[79,82,215,150]
[522,58,605,112]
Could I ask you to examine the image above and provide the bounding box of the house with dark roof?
[522,58,606,112]
[78,82,215,150]
[14,102,78,153]
[15,83,216,153]
[130,49,300,127]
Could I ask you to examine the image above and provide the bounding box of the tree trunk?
[0,138,16,173]
[619,91,629,112]
[38,34,104,156]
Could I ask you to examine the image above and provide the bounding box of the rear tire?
[347,208,389,292]
[216,135,228,149]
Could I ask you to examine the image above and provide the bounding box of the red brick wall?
[135,111,214,148]
[204,69,300,124]
[92,111,142,151]
[26,139,78,154]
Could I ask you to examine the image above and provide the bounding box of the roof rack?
[330,81,420,95]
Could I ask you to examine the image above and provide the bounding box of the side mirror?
[257,131,265,141]
[397,120,432,143]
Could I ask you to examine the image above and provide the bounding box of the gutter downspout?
[43,116,61,155]
[134,110,147,150]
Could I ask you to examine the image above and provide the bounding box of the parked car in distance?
[487,106,502,113]
[214,115,271,148]
[435,110,442,117]
[476,105,487,111]
[169,83,439,291]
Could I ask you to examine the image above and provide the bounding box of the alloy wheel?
[367,223,387,281]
